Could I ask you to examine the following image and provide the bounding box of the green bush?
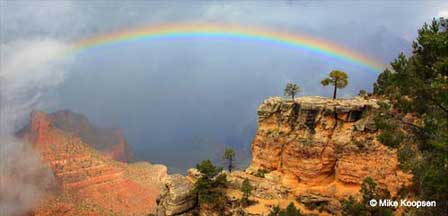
[268,202,302,216]
[254,168,268,178]
[240,178,253,207]
[193,160,227,210]
[340,177,393,216]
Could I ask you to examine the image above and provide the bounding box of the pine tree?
[284,83,300,100]
[372,18,448,215]
[321,70,349,99]
[223,147,235,172]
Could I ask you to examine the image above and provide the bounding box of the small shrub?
[240,178,253,207]
[340,177,394,216]
[254,168,268,178]
[268,202,302,216]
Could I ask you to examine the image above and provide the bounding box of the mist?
[0,37,72,215]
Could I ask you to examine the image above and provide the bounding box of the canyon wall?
[248,96,411,195]
[26,110,134,162]
[17,111,167,215]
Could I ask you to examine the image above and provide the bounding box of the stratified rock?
[26,110,134,162]
[17,111,167,216]
[249,96,411,195]
[156,174,196,216]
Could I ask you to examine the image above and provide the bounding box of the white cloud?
[438,9,448,18]
[0,39,73,133]
[0,3,77,215]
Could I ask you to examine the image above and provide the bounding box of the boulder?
[157,174,197,216]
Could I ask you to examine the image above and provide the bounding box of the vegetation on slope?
[341,177,394,216]
[193,160,228,211]
[373,17,448,215]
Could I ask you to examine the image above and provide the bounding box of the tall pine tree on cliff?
[321,70,349,99]
[373,17,448,215]
[284,83,301,100]
[223,147,235,172]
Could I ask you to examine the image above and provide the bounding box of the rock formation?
[246,96,411,213]
[155,96,412,215]
[19,110,134,162]
[156,174,196,216]
[248,97,410,191]
[17,111,167,215]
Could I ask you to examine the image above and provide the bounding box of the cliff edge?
[248,97,411,207]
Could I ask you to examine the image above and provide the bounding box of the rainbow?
[73,23,385,72]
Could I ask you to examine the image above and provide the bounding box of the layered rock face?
[156,174,196,216]
[26,110,134,162]
[18,111,167,215]
[248,96,411,195]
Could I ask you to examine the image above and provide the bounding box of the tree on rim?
[321,70,349,99]
[223,147,235,172]
[284,83,301,100]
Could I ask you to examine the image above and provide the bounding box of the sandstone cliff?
[246,96,411,214]
[248,97,410,192]
[18,111,167,215]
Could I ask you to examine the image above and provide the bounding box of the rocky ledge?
[248,97,411,211]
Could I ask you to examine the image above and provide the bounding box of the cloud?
[1,0,88,44]
[1,39,73,132]
[1,2,80,214]
[438,9,448,18]
[0,38,72,215]
[0,136,56,216]
[0,38,73,215]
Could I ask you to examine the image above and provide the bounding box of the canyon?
[156,96,412,215]
[17,111,167,215]
[12,96,411,215]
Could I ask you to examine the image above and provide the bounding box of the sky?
[1,0,447,172]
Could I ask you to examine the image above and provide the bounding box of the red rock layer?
[35,110,134,162]
[18,111,167,216]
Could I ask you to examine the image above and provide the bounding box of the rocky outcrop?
[156,174,196,216]
[153,96,412,216]
[227,171,289,200]
[18,111,167,215]
[23,110,134,162]
[248,96,411,198]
